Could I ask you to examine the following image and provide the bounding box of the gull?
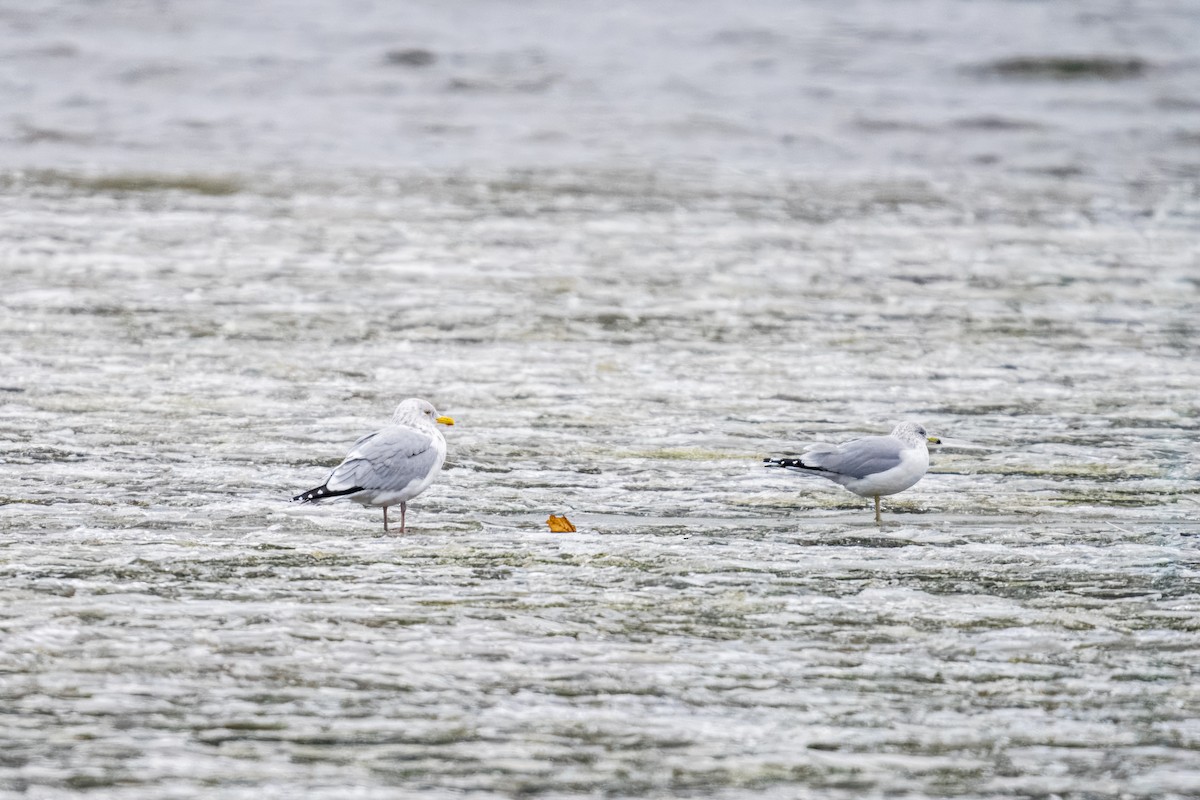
[764,422,940,525]
[293,398,454,534]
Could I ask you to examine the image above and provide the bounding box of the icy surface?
[2,1,1200,798]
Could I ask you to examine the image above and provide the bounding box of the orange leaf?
[546,514,576,533]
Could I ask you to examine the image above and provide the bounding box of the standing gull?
[764,422,940,525]
[293,397,455,534]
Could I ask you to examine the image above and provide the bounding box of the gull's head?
[892,421,940,446]
[393,397,455,427]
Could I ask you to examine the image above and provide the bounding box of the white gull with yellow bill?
[293,397,454,534]
[765,421,940,525]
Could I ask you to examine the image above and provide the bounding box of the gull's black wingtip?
[765,457,805,469]
[292,486,321,503]
[292,484,362,503]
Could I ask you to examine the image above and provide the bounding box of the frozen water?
[1,1,1199,798]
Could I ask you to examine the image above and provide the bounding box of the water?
[2,2,1200,798]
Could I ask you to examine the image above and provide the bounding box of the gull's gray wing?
[800,435,904,479]
[325,426,439,493]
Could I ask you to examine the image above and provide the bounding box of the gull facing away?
[293,398,454,534]
[764,422,940,525]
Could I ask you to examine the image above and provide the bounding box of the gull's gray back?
[802,435,905,479]
[326,426,440,493]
